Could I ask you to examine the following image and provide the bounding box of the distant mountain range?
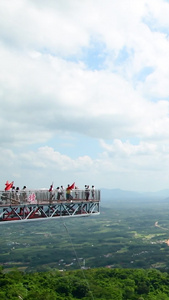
[100,188,169,200]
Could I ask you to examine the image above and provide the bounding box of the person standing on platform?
[75,186,79,199]
[91,185,95,199]
[66,182,75,201]
[11,186,16,203]
[22,186,27,203]
[49,183,54,204]
[60,185,65,200]
[66,184,71,200]
[16,187,20,202]
[85,185,90,201]
[57,187,61,200]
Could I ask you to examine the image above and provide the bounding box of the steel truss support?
[0,201,100,223]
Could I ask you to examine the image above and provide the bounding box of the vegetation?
[1,197,169,298]
[1,197,169,272]
[1,266,169,299]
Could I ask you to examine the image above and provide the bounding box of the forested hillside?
[1,267,169,299]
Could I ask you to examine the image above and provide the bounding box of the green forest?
[1,266,169,299]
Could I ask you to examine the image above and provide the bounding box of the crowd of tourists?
[1,181,96,204]
[49,183,96,202]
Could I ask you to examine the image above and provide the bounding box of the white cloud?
[1,0,169,191]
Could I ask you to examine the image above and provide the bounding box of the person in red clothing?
[66,183,75,200]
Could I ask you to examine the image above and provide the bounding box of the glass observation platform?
[0,189,101,223]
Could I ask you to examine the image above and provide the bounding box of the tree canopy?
[1,267,169,299]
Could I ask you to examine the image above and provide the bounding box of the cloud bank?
[1,0,169,191]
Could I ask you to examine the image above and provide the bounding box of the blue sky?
[1,0,169,192]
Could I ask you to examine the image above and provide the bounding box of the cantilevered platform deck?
[0,189,100,223]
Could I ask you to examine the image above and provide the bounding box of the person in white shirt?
[60,186,65,200]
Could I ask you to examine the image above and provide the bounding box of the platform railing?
[0,189,100,206]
